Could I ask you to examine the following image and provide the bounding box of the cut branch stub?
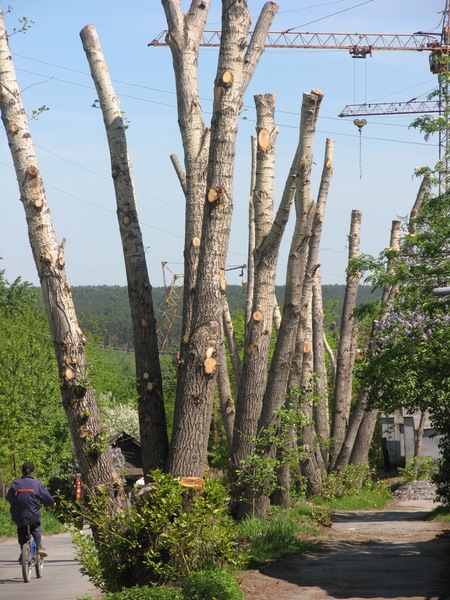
[192,236,201,248]
[203,356,217,376]
[27,165,38,178]
[253,310,262,322]
[180,477,205,490]
[219,268,226,293]
[33,197,44,210]
[207,186,223,204]
[9,123,19,134]
[122,215,130,226]
[65,367,75,380]
[220,70,234,87]
[257,128,271,151]
[40,250,53,264]
[311,88,324,98]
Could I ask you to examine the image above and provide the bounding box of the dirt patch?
[240,498,450,600]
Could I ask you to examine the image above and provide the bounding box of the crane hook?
[353,118,367,133]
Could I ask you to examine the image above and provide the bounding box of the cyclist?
[6,461,55,560]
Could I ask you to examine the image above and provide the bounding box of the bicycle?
[21,524,44,583]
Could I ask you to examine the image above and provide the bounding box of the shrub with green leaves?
[66,471,245,592]
[182,568,244,600]
[101,586,183,599]
[320,463,375,501]
[399,456,437,483]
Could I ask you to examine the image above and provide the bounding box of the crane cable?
[353,56,368,178]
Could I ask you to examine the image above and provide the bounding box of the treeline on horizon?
[64,284,381,351]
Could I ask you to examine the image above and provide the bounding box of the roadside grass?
[236,501,324,568]
[315,485,393,511]
[0,498,64,539]
[426,505,450,522]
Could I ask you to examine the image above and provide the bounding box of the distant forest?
[70,284,381,350]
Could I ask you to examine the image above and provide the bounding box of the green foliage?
[95,586,182,600]
[69,284,380,350]
[398,456,438,483]
[30,105,49,120]
[182,568,244,600]
[236,505,322,568]
[0,272,72,485]
[64,472,243,592]
[319,463,378,502]
[235,408,306,511]
[0,500,64,539]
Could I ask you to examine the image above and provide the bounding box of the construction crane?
[337,0,449,183]
[149,30,441,53]
[150,3,448,156]
[155,262,184,355]
[338,100,440,118]
[151,2,450,192]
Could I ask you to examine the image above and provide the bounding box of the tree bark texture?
[166,1,278,477]
[330,209,362,469]
[335,218,401,471]
[0,10,118,495]
[80,24,169,475]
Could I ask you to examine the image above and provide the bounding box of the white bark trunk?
[80,24,169,475]
[167,2,277,477]
[0,10,117,494]
[330,209,362,469]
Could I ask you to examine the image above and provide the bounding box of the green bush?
[0,499,64,539]
[399,456,438,483]
[66,471,245,592]
[102,585,183,599]
[182,568,244,600]
[320,463,375,501]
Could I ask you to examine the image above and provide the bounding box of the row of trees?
[2,0,450,524]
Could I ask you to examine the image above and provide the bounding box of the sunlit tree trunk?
[80,24,168,476]
[164,1,278,477]
[0,9,118,496]
[330,210,362,469]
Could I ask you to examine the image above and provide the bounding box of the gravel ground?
[392,479,438,501]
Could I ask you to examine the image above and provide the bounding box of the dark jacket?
[6,475,54,527]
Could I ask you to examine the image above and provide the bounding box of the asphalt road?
[0,528,103,599]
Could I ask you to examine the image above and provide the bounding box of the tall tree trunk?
[231,93,279,517]
[312,271,331,463]
[80,25,168,476]
[232,91,327,515]
[335,220,402,470]
[335,175,428,471]
[246,136,257,330]
[0,9,118,496]
[166,1,278,477]
[330,210,362,469]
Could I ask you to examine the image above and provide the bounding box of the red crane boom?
[149,30,442,56]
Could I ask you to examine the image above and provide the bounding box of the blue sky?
[0,0,444,290]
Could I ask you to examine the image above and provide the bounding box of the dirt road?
[240,499,450,600]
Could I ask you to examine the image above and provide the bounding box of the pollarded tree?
[0,6,119,498]
[161,0,279,477]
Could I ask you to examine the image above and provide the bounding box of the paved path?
[0,529,103,599]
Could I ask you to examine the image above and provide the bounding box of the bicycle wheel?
[21,542,32,583]
[35,552,44,578]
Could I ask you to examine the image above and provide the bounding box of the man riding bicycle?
[6,461,55,560]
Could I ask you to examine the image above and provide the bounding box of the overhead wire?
[2,2,440,288]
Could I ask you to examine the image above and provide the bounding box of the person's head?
[22,461,35,476]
